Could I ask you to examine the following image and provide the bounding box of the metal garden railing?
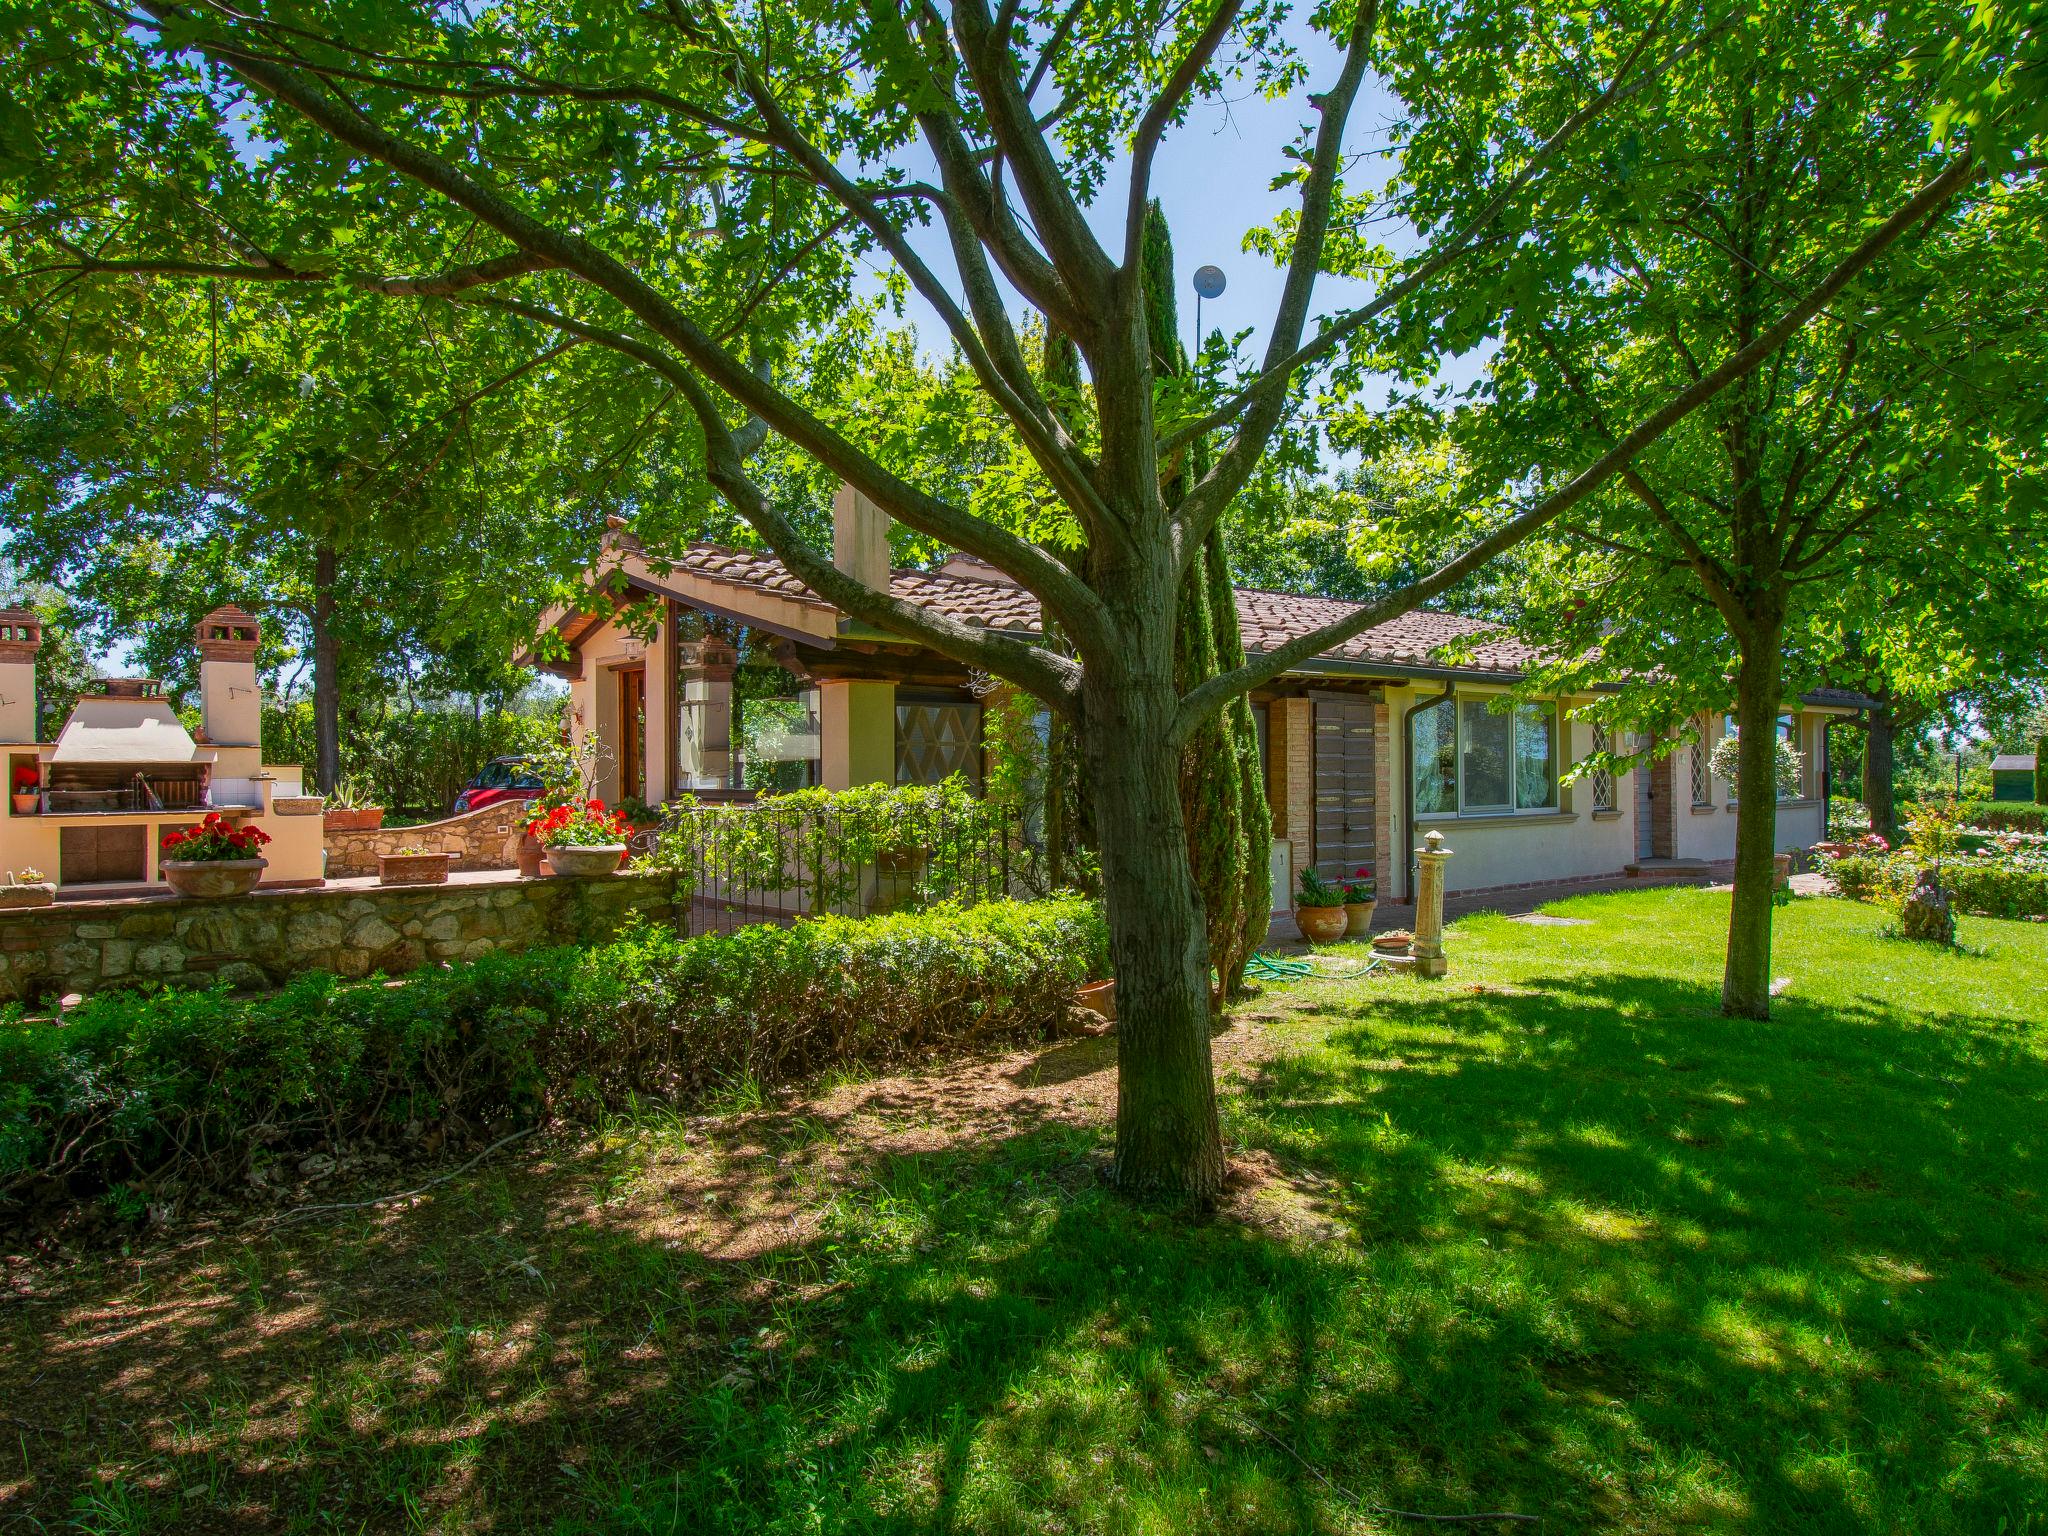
[640,782,1037,936]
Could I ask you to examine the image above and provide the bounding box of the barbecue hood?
[50,690,208,768]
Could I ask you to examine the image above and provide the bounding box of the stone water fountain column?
[1411,828,1451,977]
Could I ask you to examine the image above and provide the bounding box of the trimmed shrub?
[1901,800,2047,834]
[1825,854,2048,920]
[0,897,1106,1229]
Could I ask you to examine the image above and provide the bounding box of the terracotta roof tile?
[655,544,1545,677]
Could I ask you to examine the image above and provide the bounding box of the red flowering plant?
[1342,864,1376,904]
[525,798,632,849]
[161,812,272,863]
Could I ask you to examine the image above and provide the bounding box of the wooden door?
[1312,693,1376,881]
[618,666,646,804]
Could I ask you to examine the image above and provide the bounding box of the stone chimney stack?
[0,607,42,743]
[831,482,891,592]
[194,604,262,747]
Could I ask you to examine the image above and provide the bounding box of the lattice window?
[1690,714,1714,806]
[1589,723,1615,812]
[895,701,982,788]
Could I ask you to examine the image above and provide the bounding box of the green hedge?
[0,897,1106,1229]
[1901,800,2048,834]
[1827,855,2048,920]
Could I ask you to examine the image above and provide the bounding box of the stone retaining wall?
[0,873,682,1003]
[323,801,530,878]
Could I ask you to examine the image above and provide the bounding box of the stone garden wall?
[0,872,683,1004]
[323,801,530,878]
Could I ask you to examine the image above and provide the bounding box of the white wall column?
[0,607,42,744]
[818,678,896,789]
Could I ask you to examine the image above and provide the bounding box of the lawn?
[4,889,2045,1534]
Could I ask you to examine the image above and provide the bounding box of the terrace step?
[1622,857,1715,880]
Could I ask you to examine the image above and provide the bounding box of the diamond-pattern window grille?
[1690,714,1713,805]
[1589,723,1615,812]
[895,701,982,788]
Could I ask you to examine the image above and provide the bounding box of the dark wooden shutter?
[1312,693,1376,880]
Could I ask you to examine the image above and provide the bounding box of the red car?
[452,756,546,815]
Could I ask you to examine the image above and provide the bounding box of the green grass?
[6,889,2045,1534]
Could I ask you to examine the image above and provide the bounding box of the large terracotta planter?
[162,858,267,899]
[0,880,55,910]
[323,806,385,835]
[377,850,456,887]
[545,843,625,878]
[1343,900,1377,937]
[1295,904,1348,944]
[516,829,547,878]
[10,794,36,816]
[1077,978,1117,1022]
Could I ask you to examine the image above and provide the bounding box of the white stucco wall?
[1672,709,1831,862]
[1384,684,1640,897]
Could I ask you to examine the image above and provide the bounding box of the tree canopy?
[3,0,2030,1193]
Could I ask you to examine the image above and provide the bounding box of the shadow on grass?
[1237,964,2048,1533]
[4,970,2043,1534]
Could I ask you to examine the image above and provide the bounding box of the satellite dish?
[1191,265,1227,299]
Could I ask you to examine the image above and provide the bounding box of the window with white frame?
[1588,722,1615,812]
[1412,696,1559,816]
[1690,715,1714,806]
[1721,711,1802,803]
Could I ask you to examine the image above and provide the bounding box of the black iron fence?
[638,782,1039,936]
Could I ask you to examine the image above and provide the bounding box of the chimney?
[0,607,41,743]
[831,482,891,592]
[194,604,262,748]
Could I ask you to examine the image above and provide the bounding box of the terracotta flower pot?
[377,851,455,887]
[516,829,546,878]
[323,807,385,835]
[0,881,55,910]
[545,844,626,878]
[1372,932,1413,955]
[10,793,36,815]
[1077,978,1117,1022]
[1343,900,1377,937]
[1295,904,1348,944]
[162,858,267,899]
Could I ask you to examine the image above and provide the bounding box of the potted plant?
[1342,866,1377,937]
[377,846,456,887]
[10,765,38,815]
[322,775,385,835]
[1372,927,1414,955]
[1294,868,1349,945]
[0,867,54,910]
[527,798,632,878]
[160,814,271,898]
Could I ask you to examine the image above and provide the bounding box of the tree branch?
[1171,149,1983,742]
[1164,0,1702,482]
[1121,0,1245,273]
[16,247,556,297]
[148,7,1113,650]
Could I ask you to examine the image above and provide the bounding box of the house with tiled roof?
[528,486,1864,905]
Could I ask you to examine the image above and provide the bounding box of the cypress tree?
[1140,201,1272,1001]
[1039,322,1095,893]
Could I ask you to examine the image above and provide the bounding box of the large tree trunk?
[312,540,342,793]
[1722,634,1785,1019]
[1862,700,1898,842]
[1083,651,1225,1203]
